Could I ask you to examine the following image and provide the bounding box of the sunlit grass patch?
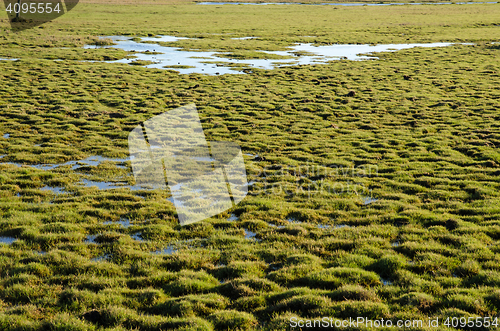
[1,2,500,328]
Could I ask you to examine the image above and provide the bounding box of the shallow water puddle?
[85,35,239,75]
[334,224,350,229]
[80,179,145,191]
[267,222,286,229]
[152,246,177,255]
[244,229,261,241]
[381,277,393,286]
[103,218,133,228]
[286,217,303,224]
[85,36,462,75]
[2,133,10,139]
[131,232,144,241]
[317,224,350,230]
[40,186,66,195]
[228,214,238,221]
[41,155,128,170]
[152,239,200,254]
[91,254,111,262]
[232,37,258,40]
[0,236,16,245]
[140,35,190,43]
[85,235,97,244]
[362,196,378,205]
[72,156,129,169]
[0,155,129,171]
[284,42,456,61]
[244,229,257,239]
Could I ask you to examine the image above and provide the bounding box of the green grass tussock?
[1,0,500,329]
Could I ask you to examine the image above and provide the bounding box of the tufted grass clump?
[163,270,220,296]
[2,0,500,328]
[328,285,379,302]
[305,268,381,289]
[265,293,332,317]
[368,254,407,278]
[443,293,489,315]
[207,310,258,331]
[150,293,229,317]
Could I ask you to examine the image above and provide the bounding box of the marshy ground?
[1,0,500,330]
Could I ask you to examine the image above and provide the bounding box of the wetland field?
[1,0,500,330]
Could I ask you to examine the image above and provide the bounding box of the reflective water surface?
[0,236,16,245]
[84,36,461,75]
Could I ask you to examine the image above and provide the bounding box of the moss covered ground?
[1,1,500,330]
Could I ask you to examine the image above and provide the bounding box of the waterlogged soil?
[84,36,459,75]
[1,1,500,330]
